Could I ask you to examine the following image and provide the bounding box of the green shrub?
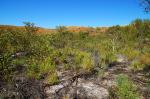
[147,80,150,93]
[139,53,150,66]
[39,56,56,74]
[97,40,117,65]
[46,72,58,84]
[56,26,67,33]
[116,74,140,99]
[80,52,94,71]
[49,32,74,48]
[67,48,94,71]
[131,53,150,71]
[27,56,56,79]
[0,54,14,82]
[120,47,140,61]
[24,22,38,34]
[51,48,95,72]
[26,58,40,79]
[79,31,89,39]
[131,61,145,71]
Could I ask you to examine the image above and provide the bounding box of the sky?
[0,0,150,28]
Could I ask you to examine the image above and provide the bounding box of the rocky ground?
[0,61,150,99]
[44,62,150,99]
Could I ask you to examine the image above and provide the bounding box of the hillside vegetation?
[0,19,150,99]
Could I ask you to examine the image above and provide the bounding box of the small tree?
[23,22,38,34]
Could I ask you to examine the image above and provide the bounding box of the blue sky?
[0,0,150,28]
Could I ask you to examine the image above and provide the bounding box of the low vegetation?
[0,19,150,98]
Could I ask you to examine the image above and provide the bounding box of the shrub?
[147,80,150,93]
[131,53,150,71]
[39,56,56,74]
[80,52,94,71]
[24,22,38,34]
[79,31,89,39]
[46,72,58,84]
[139,53,150,66]
[116,74,140,99]
[56,26,67,33]
[67,49,95,71]
[131,61,145,71]
[49,31,74,48]
[27,56,56,79]
[52,48,95,72]
[120,47,140,61]
[26,58,40,79]
[97,39,117,65]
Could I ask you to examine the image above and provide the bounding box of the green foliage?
[139,53,150,66]
[27,56,56,79]
[116,74,140,99]
[79,31,89,39]
[50,48,95,71]
[120,47,140,61]
[77,50,94,71]
[0,19,150,86]
[56,25,67,33]
[39,57,56,74]
[0,22,54,82]
[131,19,150,41]
[0,53,14,82]
[147,80,150,93]
[46,72,58,84]
[50,31,74,48]
[24,22,38,34]
[26,58,40,79]
[97,39,117,64]
[131,61,145,71]
[131,53,150,71]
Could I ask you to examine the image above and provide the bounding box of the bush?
[68,49,95,71]
[39,57,56,74]
[120,47,140,61]
[139,53,150,66]
[131,61,145,71]
[27,56,56,79]
[97,39,117,64]
[131,53,150,71]
[24,22,38,34]
[46,72,58,84]
[49,31,74,48]
[79,51,94,71]
[26,58,40,79]
[51,48,95,72]
[116,74,140,99]
[147,80,150,93]
[79,31,89,39]
[56,26,67,33]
